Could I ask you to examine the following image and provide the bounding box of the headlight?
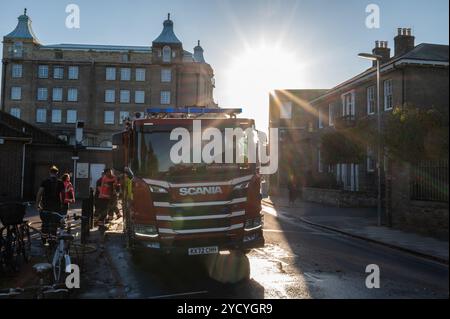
[149,185,168,194]
[134,224,158,237]
[245,216,263,230]
[233,181,250,191]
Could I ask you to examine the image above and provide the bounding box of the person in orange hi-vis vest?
[96,168,118,231]
[61,173,75,215]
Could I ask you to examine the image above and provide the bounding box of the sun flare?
[224,44,305,131]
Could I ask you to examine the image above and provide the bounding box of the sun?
[224,43,305,131]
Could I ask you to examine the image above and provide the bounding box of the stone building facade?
[1,10,216,147]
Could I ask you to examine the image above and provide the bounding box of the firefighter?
[107,180,122,221]
[95,168,118,231]
[61,173,75,215]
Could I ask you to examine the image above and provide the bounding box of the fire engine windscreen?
[131,126,258,180]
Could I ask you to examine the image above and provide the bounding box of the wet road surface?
[104,204,448,299]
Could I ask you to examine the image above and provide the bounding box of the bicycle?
[39,211,74,283]
[0,202,32,272]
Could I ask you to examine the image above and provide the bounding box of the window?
[51,109,62,123]
[55,51,63,59]
[135,91,145,104]
[10,108,21,119]
[342,91,355,117]
[37,87,48,101]
[105,90,115,103]
[136,68,146,81]
[12,42,23,58]
[160,91,171,105]
[68,66,79,80]
[161,68,171,82]
[280,101,292,119]
[328,104,334,126]
[106,67,116,81]
[104,111,115,125]
[38,65,49,78]
[12,64,22,78]
[318,108,323,129]
[122,53,130,63]
[120,90,130,103]
[11,87,21,100]
[384,79,393,110]
[67,88,78,102]
[318,148,323,173]
[120,68,131,81]
[119,111,130,124]
[54,66,64,79]
[67,110,77,124]
[367,147,376,172]
[367,86,376,115]
[162,46,171,63]
[52,88,63,101]
[36,108,47,123]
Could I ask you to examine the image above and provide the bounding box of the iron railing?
[410,159,449,202]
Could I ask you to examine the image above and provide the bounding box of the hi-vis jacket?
[98,175,118,199]
[62,180,75,204]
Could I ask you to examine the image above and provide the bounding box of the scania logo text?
[179,186,223,196]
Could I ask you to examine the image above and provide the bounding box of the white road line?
[147,290,209,299]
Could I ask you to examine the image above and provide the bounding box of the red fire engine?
[112,107,265,256]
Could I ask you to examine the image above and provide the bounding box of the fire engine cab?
[112,107,265,256]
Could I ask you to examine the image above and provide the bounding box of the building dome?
[152,13,182,45]
[193,40,206,63]
[4,9,40,43]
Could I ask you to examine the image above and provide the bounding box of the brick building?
[269,28,449,237]
[1,10,216,147]
[270,28,448,192]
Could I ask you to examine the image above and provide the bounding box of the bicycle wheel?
[20,224,32,263]
[52,248,62,283]
[5,226,20,272]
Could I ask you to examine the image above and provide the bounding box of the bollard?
[81,196,93,244]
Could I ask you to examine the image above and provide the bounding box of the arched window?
[162,46,171,63]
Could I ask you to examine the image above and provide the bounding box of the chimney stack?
[394,27,415,57]
[372,40,391,66]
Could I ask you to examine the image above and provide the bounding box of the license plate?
[188,246,219,255]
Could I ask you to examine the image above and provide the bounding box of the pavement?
[262,195,449,264]
[1,201,124,298]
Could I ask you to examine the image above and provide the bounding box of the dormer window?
[162,46,171,63]
[13,42,23,58]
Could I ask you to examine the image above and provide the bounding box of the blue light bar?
[146,107,242,115]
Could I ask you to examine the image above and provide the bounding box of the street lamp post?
[358,53,382,227]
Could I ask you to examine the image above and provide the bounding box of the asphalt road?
[104,204,449,299]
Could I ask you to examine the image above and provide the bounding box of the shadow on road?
[105,232,265,299]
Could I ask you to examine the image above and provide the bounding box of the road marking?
[304,272,323,282]
[147,290,209,299]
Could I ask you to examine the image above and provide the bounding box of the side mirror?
[112,133,125,172]
[124,166,134,179]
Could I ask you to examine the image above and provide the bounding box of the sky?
[0,0,449,132]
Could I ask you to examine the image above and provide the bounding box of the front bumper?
[133,228,264,255]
